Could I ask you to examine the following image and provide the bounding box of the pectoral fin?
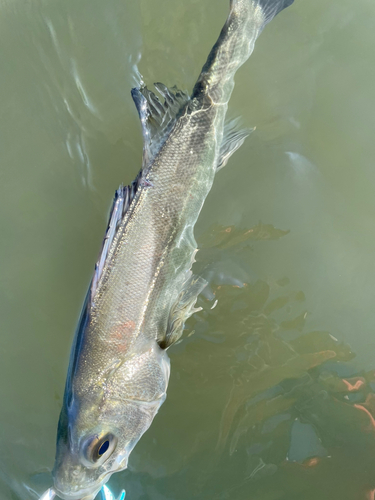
[159,275,208,349]
[217,119,254,171]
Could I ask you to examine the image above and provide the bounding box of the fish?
[40,1,294,499]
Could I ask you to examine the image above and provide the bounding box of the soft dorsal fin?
[217,119,254,171]
[91,172,142,298]
[131,83,190,169]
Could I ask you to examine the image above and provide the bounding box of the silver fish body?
[50,1,294,499]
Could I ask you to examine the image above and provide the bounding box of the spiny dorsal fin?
[131,83,190,169]
[217,119,254,171]
[91,172,142,298]
[159,274,207,349]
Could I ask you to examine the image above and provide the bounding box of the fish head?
[52,376,167,500]
[52,397,135,500]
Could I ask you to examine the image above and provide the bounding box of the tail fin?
[192,0,294,103]
[254,0,294,24]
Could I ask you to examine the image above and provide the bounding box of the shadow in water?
[190,223,375,500]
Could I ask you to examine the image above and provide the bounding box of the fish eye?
[98,439,109,456]
[82,433,117,466]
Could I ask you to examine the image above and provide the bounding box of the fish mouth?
[38,486,99,500]
[53,483,102,500]
[53,469,115,500]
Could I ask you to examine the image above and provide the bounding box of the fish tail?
[253,0,294,23]
[192,0,293,104]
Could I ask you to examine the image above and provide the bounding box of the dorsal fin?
[217,119,254,171]
[131,83,190,169]
[91,172,142,298]
[91,83,189,299]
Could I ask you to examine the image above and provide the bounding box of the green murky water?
[2,0,375,499]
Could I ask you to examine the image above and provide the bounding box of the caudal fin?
[253,0,294,24]
[193,0,294,103]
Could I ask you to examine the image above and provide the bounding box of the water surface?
[1,1,375,499]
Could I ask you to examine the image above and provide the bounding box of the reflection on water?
[1,0,375,499]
